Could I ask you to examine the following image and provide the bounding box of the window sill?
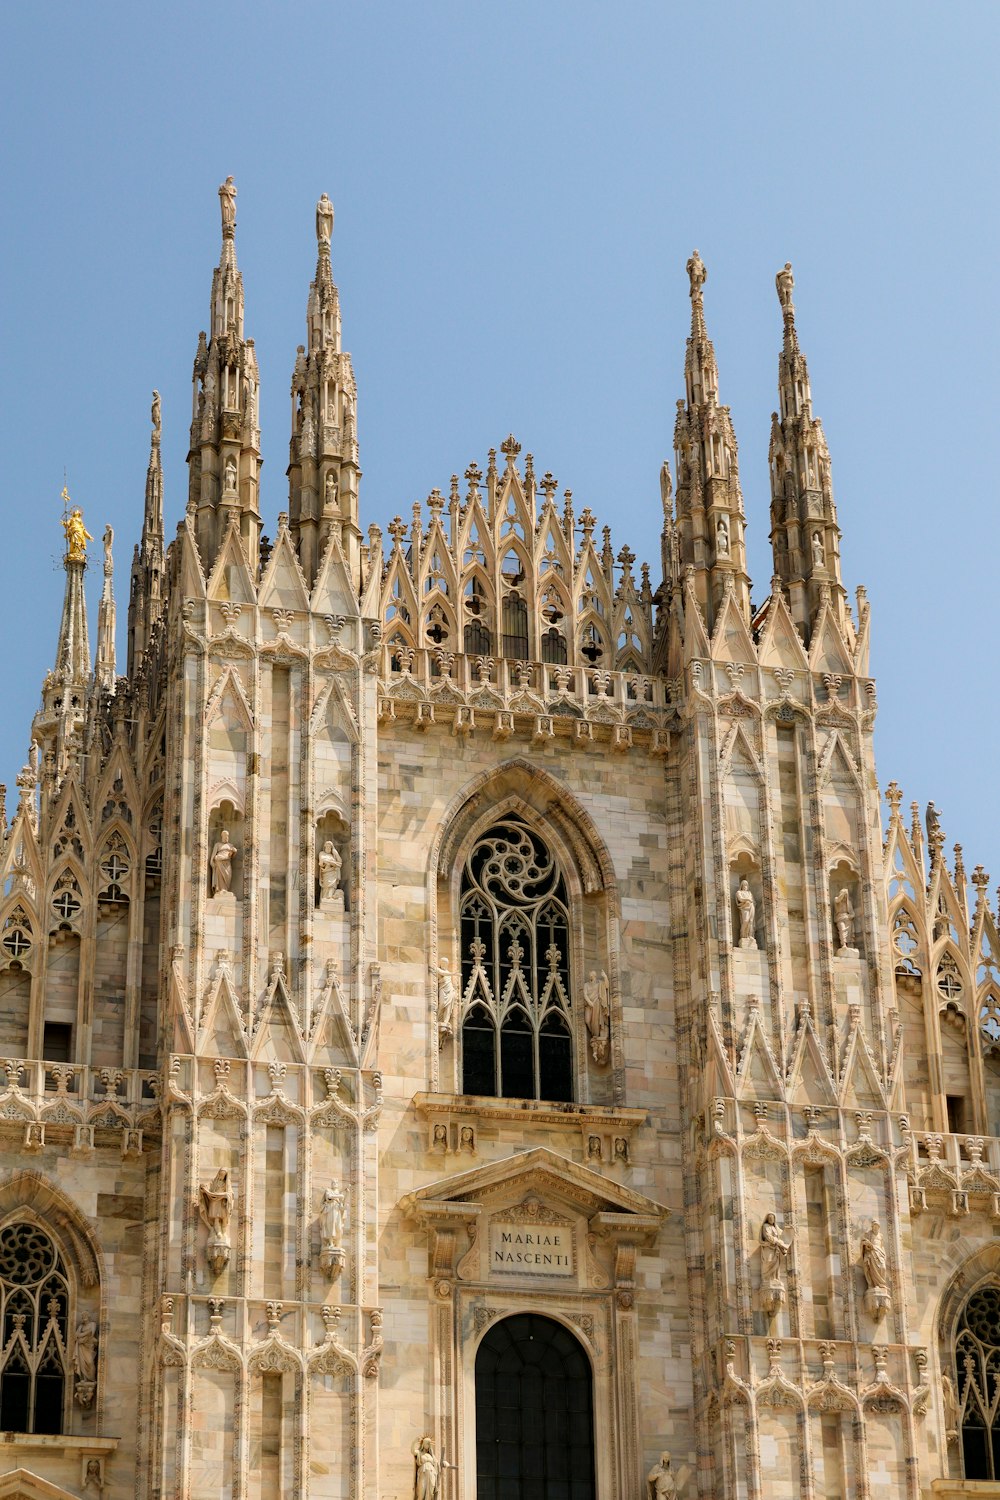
[0,1434,119,1454]
[413,1091,646,1132]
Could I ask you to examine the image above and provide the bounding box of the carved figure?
[223,456,237,493]
[942,1371,960,1436]
[686,249,706,298]
[776,261,795,313]
[584,969,610,1064]
[151,389,161,440]
[210,830,237,895]
[432,1123,448,1152]
[659,459,673,515]
[736,879,757,948]
[834,886,856,951]
[199,1168,234,1241]
[436,958,456,1041]
[760,1213,791,1283]
[588,1134,602,1161]
[460,1125,475,1153]
[861,1219,889,1291]
[647,1451,680,1499]
[812,530,825,567]
[320,1185,346,1252]
[103,524,114,576]
[73,1314,97,1383]
[716,516,730,556]
[62,507,93,562]
[318,840,342,901]
[316,192,334,245]
[219,176,237,236]
[412,1435,440,1500]
[83,1457,104,1493]
[325,470,339,507]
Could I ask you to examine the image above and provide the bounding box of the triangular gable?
[178,516,208,597]
[710,589,757,666]
[250,972,306,1064]
[682,577,711,664]
[313,528,362,622]
[0,1468,90,1500]
[735,1011,785,1102]
[258,524,310,613]
[757,590,809,671]
[198,967,248,1058]
[808,602,851,676]
[785,1017,837,1106]
[838,1027,886,1109]
[307,965,358,1065]
[207,518,257,605]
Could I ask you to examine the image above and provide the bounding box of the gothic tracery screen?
[0,1222,70,1434]
[956,1285,1000,1480]
[460,818,573,1101]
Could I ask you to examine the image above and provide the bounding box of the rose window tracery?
[460,818,572,1101]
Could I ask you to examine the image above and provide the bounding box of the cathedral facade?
[0,183,994,1500]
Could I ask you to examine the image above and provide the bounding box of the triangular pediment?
[402,1146,664,1224]
[0,1469,86,1500]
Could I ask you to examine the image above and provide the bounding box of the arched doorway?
[474,1312,595,1498]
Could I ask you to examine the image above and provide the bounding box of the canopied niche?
[829,856,860,958]
[315,803,350,914]
[207,798,243,902]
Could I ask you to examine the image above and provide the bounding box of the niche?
[207,800,244,902]
[729,852,761,951]
[829,860,860,957]
[315,809,350,914]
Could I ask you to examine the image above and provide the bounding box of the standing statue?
[716,516,730,556]
[151,389,161,441]
[412,1435,440,1500]
[210,830,237,895]
[646,1451,681,1499]
[223,456,238,493]
[219,176,237,237]
[73,1314,98,1383]
[812,530,825,567]
[860,1219,889,1291]
[583,969,610,1064]
[62,506,93,562]
[316,193,334,245]
[318,840,343,902]
[942,1371,960,1437]
[436,958,456,1042]
[735,879,757,948]
[325,470,339,507]
[659,459,673,516]
[686,249,707,299]
[320,1184,346,1252]
[776,262,795,315]
[834,887,856,951]
[199,1169,234,1242]
[103,524,114,577]
[760,1213,791,1283]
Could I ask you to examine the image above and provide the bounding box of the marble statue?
[942,1371,960,1436]
[199,1168,234,1241]
[736,879,757,948]
[436,958,456,1041]
[760,1213,791,1282]
[812,530,825,567]
[320,1185,346,1252]
[647,1451,681,1499]
[103,524,113,576]
[834,887,856,951]
[73,1314,97,1382]
[776,261,795,313]
[459,1125,475,1153]
[151,388,161,440]
[716,516,730,556]
[316,193,334,245]
[584,969,610,1064]
[659,459,672,513]
[412,1435,440,1500]
[219,176,237,236]
[223,456,237,493]
[686,249,706,297]
[325,470,339,507]
[861,1220,889,1291]
[210,830,237,895]
[62,506,93,562]
[318,840,342,902]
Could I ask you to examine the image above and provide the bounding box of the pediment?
[0,1469,87,1500]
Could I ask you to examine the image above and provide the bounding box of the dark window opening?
[465,621,492,656]
[501,594,529,661]
[957,1285,1000,1480]
[541,627,567,665]
[0,1223,71,1435]
[947,1095,967,1134]
[42,1023,72,1063]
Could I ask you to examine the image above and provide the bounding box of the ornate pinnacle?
[218,177,237,241]
[500,434,521,464]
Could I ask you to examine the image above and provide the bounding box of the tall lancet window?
[460,818,573,1101]
[0,1223,70,1434]
[956,1286,1000,1480]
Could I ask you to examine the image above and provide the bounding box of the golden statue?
[62,505,93,562]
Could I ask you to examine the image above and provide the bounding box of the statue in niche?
[199,1168,234,1275]
[587,1134,602,1162]
[73,1313,98,1405]
[584,969,610,1064]
[83,1458,105,1495]
[812,530,825,567]
[760,1213,791,1283]
[223,456,237,493]
[319,1184,346,1277]
[834,886,858,954]
[646,1451,682,1499]
[735,878,757,949]
[210,829,237,895]
[318,839,343,907]
[716,516,730,556]
[860,1218,891,1322]
[432,1123,448,1152]
[412,1435,441,1500]
[942,1372,960,1439]
[436,958,456,1044]
[324,470,339,508]
[460,1125,475,1153]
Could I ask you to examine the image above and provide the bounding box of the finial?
[316,193,334,248]
[151,389,161,446]
[686,250,706,301]
[219,176,237,240]
[500,434,521,465]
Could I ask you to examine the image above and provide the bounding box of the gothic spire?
[286,193,361,589]
[670,252,751,634]
[768,263,848,638]
[127,390,165,675]
[186,178,262,577]
[32,494,93,783]
[95,525,116,691]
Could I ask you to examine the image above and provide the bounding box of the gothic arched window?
[501,594,529,661]
[460,818,573,1101]
[0,1223,71,1434]
[956,1286,1000,1480]
[475,1314,595,1498]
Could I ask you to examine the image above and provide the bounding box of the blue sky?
[1,2,998,874]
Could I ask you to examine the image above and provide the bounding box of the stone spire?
[95,525,116,691]
[286,193,361,588]
[768,263,848,637]
[186,178,262,576]
[672,251,751,633]
[32,493,93,781]
[127,390,166,675]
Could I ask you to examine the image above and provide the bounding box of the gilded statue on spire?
[316,193,334,246]
[62,504,93,562]
[219,176,237,239]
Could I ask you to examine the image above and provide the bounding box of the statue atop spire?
[151,388,161,446]
[686,249,706,302]
[776,262,798,351]
[219,176,237,240]
[316,193,334,247]
[61,496,93,562]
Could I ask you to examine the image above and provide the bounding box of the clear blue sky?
[2,3,998,877]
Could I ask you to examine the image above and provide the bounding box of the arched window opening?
[460,818,572,1101]
[580,623,604,664]
[475,1314,595,1499]
[541,627,567,665]
[502,594,529,661]
[0,1223,71,1434]
[957,1286,1000,1481]
[465,621,492,656]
